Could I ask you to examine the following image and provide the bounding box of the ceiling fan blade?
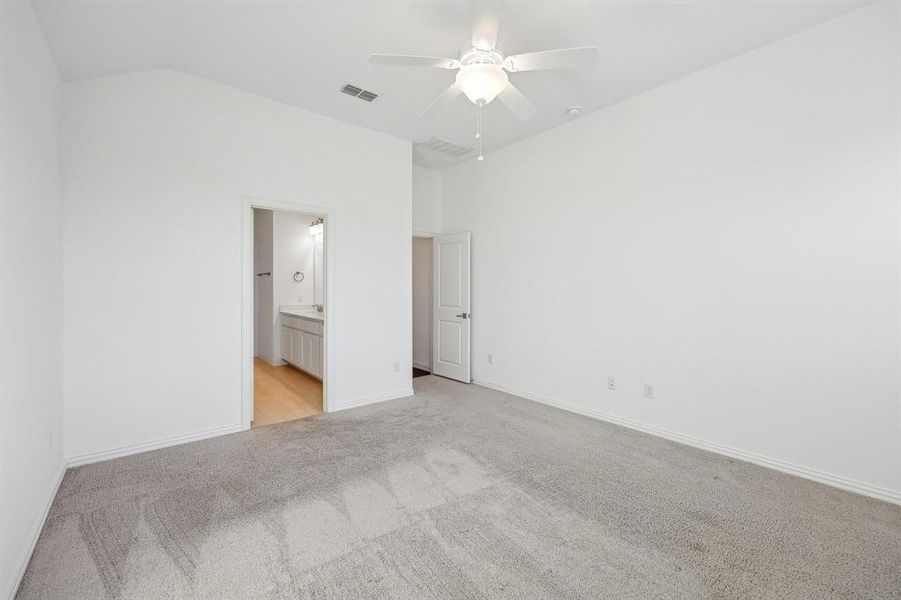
[472,0,503,50]
[421,83,463,118]
[504,47,600,72]
[369,54,460,69]
[498,83,538,121]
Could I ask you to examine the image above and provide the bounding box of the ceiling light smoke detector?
[566,106,582,116]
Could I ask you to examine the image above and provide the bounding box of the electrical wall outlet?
[607,376,616,391]
[297,295,303,303]
[488,353,494,364]
[644,383,656,400]
[393,361,400,372]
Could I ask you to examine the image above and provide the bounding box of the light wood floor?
[252,358,322,427]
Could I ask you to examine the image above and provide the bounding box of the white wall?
[412,237,432,370]
[413,165,442,235]
[252,208,274,362]
[62,69,413,462]
[442,3,901,500]
[0,1,65,596]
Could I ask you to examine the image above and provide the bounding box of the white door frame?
[241,195,336,429]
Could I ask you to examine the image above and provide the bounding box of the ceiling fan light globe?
[455,64,509,105]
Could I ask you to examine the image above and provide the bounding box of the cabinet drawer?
[300,319,322,335]
[281,314,322,335]
[281,314,304,330]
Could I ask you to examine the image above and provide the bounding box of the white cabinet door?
[280,326,292,363]
[292,329,302,365]
[300,331,315,372]
[281,326,302,367]
[282,321,323,379]
[310,334,322,378]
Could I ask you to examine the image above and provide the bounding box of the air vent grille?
[341,84,378,102]
[417,136,473,157]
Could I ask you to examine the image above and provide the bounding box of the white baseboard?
[474,379,901,506]
[66,423,243,468]
[253,354,283,367]
[333,388,415,412]
[412,362,432,372]
[6,465,65,600]
[66,385,414,466]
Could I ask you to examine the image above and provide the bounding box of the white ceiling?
[33,0,867,169]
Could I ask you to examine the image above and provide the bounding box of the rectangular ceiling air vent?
[417,136,473,157]
[341,84,378,102]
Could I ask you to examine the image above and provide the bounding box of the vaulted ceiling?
[33,0,867,168]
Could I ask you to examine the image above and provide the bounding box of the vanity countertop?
[279,307,324,321]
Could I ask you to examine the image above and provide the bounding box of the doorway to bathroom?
[243,200,332,428]
[412,235,433,379]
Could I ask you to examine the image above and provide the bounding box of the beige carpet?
[18,376,901,598]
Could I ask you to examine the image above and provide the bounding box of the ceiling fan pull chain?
[477,103,484,161]
[475,103,481,140]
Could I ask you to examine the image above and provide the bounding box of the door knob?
[455,312,470,319]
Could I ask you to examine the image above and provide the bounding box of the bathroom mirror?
[313,233,324,306]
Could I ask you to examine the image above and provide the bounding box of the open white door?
[432,232,471,382]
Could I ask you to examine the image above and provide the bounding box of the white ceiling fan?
[369,0,599,160]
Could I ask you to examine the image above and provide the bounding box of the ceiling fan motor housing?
[458,47,505,67]
[456,47,509,105]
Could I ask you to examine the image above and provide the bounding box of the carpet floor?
[18,376,901,599]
